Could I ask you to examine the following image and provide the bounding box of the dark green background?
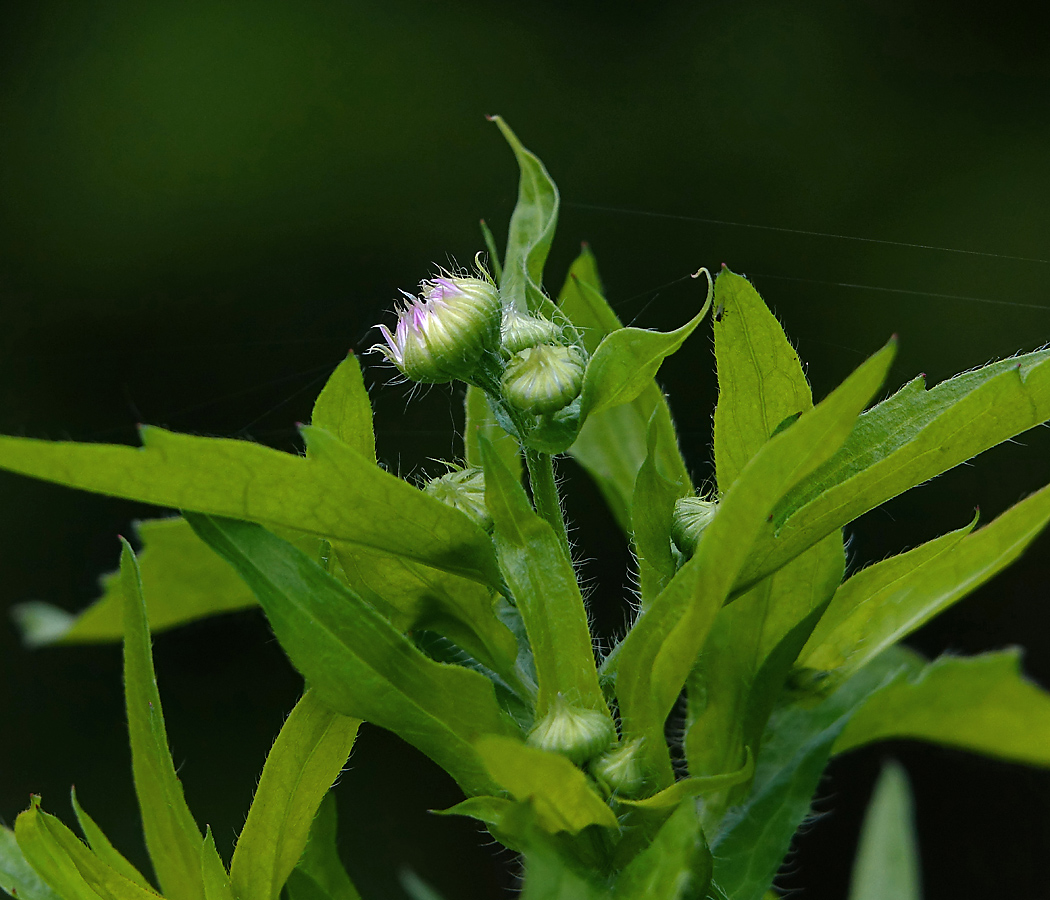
[2,2,1048,897]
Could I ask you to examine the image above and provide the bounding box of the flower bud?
[590,738,646,798]
[670,495,719,557]
[374,275,501,384]
[501,344,585,415]
[500,306,562,356]
[423,466,490,530]
[527,694,616,765]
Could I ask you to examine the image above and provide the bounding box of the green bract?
[3,118,1050,900]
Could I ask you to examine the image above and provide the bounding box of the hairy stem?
[525,448,570,558]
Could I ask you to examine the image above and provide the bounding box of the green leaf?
[491,116,559,316]
[742,346,1050,590]
[614,341,895,788]
[200,829,234,900]
[14,517,258,647]
[519,843,608,900]
[710,653,909,900]
[185,514,517,797]
[310,354,375,461]
[331,541,520,688]
[847,761,921,900]
[685,535,843,789]
[15,798,160,900]
[554,253,693,527]
[836,649,1050,765]
[802,482,1050,679]
[70,789,153,891]
[291,794,361,900]
[120,540,205,900]
[712,267,813,492]
[579,289,712,422]
[475,737,618,834]
[0,824,62,900]
[0,424,501,589]
[230,691,360,900]
[284,871,334,900]
[464,384,521,482]
[481,437,608,720]
[631,411,691,604]
[618,749,754,811]
[432,796,515,829]
[613,801,712,900]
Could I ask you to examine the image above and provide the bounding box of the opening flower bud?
[670,495,719,557]
[374,275,501,384]
[527,694,616,765]
[500,306,562,356]
[501,344,585,415]
[590,738,646,798]
[423,466,490,530]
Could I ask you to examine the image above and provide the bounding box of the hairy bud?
[590,738,646,798]
[527,694,616,765]
[423,466,490,530]
[500,306,562,356]
[501,344,585,415]
[670,495,719,556]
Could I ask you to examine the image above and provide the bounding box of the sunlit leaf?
[186,514,518,797]
[289,794,361,900]
[310,354,375,461]
[0,824,62,900]
[230,691,360,900]
[70,789,153,891]
[618,749,753,810]
[200,829,234,900]
[0,424,501,589]
[740,346,1050,590]
[615,341,895,788]
[613,801,711,900]
[481,437,607,719]
[120,540,204,900]
[464,385,521,481]
[491,116,559,316]
[475,737,618,834]
[847,761,921,900]
[835,649,1050,765]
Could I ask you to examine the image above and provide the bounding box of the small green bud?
[670,495,719,556]
[500,306,562,356]
[423,466,490,530]
[374,275,501,384]
[501,344,585,415]
[527,694,616,765]
[590,738,646,798]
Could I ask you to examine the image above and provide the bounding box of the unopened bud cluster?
[423,466,491,530]
[374,264,587,418]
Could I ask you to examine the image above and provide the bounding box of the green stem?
[525,448,570,558]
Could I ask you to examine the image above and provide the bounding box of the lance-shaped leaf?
[464,385,521,482]
[613,801,711,900]
[331,542,520,686]
[15,798,161,900]
[686,269,843,797]
[70,790,152,891]
[491,116,559,316]
[200,829,234,900]
[710,652,910,900]
[14,517,258,647]
[631,413,690,604]
[835,649,1050,765]
[230,690,360,900]
[0,424,501,589]
[481,437,609,720]
[185,514,518,797]
[120,540,205,900]
[287,794,361,900]
[519,843,609,900]
[0,825,62,900]
[712,267,813,492]
[475,737,618,834]
[847,761,921,900]
[617,749,753,811]
[310,354,375,461]
[614,340,895,787]
[557,248,692,534]
[740,346,1050,590]
[801,482,1050,679]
